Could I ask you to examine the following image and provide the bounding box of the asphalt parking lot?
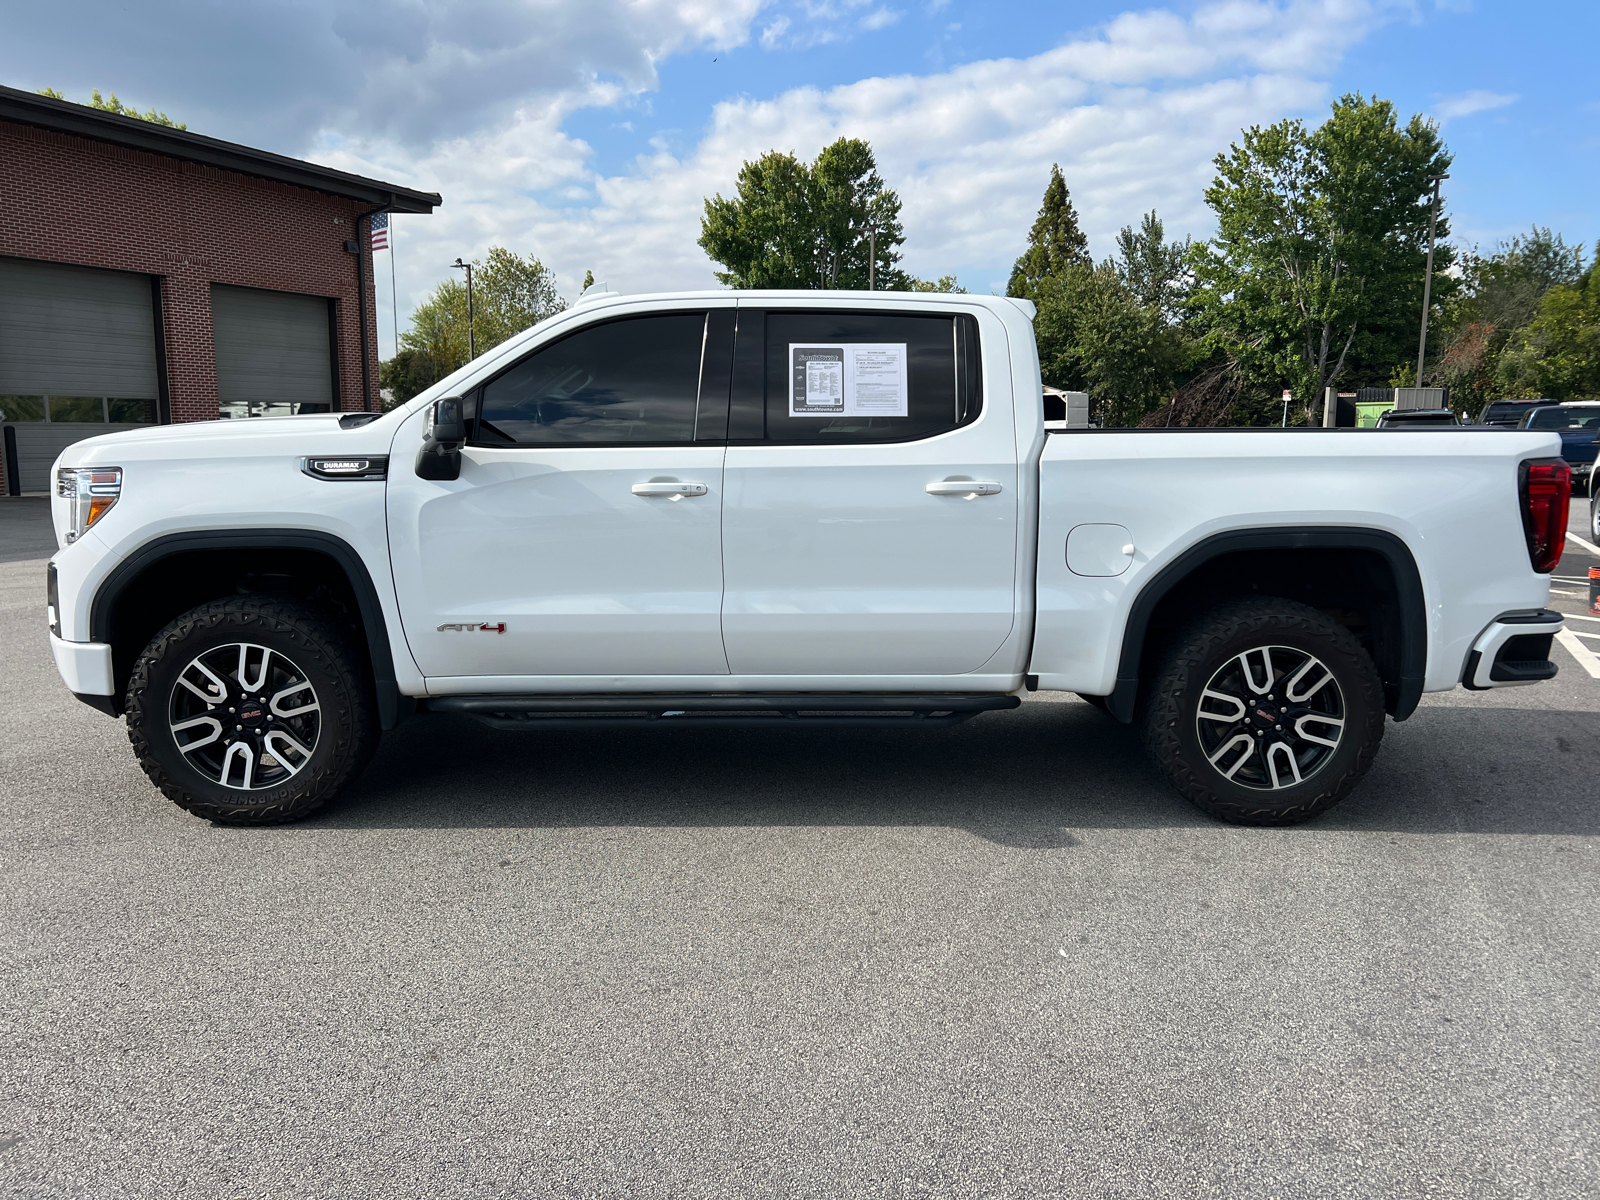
[2,496,1596,1200]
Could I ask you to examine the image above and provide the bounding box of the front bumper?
[1462,609,1564,689]
[50,634,115,699]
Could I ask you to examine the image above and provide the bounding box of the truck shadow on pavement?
[318,698,1600,843]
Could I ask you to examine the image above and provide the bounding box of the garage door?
[211,284,334,419]
[0,257,160,493]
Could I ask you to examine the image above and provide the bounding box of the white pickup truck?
[47,291,1572,828]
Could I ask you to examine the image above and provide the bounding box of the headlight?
[56,467,122,543]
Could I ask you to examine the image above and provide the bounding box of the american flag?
[370,211,389,252]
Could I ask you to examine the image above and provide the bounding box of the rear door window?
[476,313,709,446]
[732,310,980,445]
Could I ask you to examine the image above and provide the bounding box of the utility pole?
[451,257,475,360]
[869,225,876,291]
[1415,173,1449,388]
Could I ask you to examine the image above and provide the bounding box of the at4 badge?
[437,622,507,633]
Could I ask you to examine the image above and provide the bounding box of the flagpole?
[389,217,399,363]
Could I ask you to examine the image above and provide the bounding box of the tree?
[473,246,565,348]
[1113,211,1193,324]
[37,86,185,128]
[904,273,966,293]
[1192,94,1453,420]
[699,138,906,289]
[1033,262,1186,428]
[1007,164,1090,300]
[1434,228,1587,410]
[1493,250,1600,399]
[382,248,565,408]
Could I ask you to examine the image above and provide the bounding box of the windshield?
[1526,406,1600,430]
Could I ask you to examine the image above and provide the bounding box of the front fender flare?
[89,528,404,730]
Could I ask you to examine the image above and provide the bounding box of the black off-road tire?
[126,597,378,826]
[1141,597,1385,826]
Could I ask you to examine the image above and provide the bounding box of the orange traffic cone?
[1589,566,1600,615]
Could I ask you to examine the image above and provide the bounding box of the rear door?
[719,305,1017,676]
[387,303,736,680]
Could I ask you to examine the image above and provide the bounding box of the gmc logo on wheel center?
[437,623,507,633]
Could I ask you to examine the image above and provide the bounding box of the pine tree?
[1007,164,1089,299]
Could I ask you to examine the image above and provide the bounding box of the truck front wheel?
[1142,598,1385,826]
[125,597,378,826]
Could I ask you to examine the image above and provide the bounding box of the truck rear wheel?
[126,597,378,826]
[1142,598,1385,826]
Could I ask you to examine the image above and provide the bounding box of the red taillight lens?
[1520,458,1571,573]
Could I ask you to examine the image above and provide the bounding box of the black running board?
[425,692,1022,730]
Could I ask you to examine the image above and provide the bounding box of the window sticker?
[788,343,908,418]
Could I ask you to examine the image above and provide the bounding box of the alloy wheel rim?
[1194,644,1345,791]
[167,643,321,791]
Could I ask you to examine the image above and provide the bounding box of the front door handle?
[926,479,1003,498]
[631,481,709,499]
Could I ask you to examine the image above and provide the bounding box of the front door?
[388,306,734,680]
[720,306,1018,677]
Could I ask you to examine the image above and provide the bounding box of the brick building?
[0,84,439,493]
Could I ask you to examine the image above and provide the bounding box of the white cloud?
[327,0,772,147]
[1432,89,1518,121]
[860,8,902,31]
[318,0,1397,352]
[760,16,793,48]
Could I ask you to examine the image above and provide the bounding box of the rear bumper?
[1462,609,1563,689]
[50,634,115,698]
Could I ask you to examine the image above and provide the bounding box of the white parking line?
[1555,629,1600,679]
[1566,530,1600,557]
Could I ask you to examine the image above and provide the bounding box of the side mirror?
[415,396,466,481]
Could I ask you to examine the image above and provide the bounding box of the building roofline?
[0,84,441,214]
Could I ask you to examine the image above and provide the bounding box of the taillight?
[1519,458,1570,573]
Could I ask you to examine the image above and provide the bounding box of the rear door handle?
[926,479,1002,497]
[631,481,709,498]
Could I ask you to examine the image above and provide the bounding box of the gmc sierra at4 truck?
[46,291,1572,828]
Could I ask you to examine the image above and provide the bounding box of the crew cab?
[46,291,1572,828]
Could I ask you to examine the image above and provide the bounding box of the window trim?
[729,308,984,447]
[466,310,726,450]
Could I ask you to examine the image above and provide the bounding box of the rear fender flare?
[1105,527,1427,724]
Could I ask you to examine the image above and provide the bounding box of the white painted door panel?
[387,426,729,677]
[722,444,1017,673]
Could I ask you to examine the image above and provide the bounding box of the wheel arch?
[1105,527,1427,725]
[89,529,403,729]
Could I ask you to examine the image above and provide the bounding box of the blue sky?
[3,0,1595,355]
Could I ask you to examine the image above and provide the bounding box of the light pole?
[1414,173,1449,389]
[451,257,475,360]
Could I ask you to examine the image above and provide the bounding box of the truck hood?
[54,413,400,459]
